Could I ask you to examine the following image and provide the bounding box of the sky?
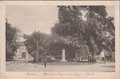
[6,6,58,35]
[6,6,115,35]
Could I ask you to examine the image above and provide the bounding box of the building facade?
[15,42,33,60]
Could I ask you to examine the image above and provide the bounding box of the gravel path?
[6,60,115,72]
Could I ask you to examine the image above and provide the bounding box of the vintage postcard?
[0,1,120,79]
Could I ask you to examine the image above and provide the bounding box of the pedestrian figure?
[43,52,47,68]
[44,60,47,68]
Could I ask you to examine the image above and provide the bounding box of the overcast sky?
[6,6,115,35]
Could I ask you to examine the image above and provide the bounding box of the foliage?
[24,31,50,62]
[51,6,115,61]
[6,20,19,61]
[23,6,115,62]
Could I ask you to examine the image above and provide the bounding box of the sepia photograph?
[6,5,115,72]
[0,1,120,79]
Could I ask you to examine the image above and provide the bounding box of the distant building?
[15,42,33,60]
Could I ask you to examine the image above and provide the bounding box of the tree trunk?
[35,53,39,63]
[75,51,78,62]
[33,57,36,63]
[88,56,90,62]
[91,54,95,62]
[35,41,39,63]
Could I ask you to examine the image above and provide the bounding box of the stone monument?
[61,48,67,62]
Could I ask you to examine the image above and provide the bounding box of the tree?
[24,31,50,63]
[6,20,19,61]
[51,6,115,62]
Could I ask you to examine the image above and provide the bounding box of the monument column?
[61,48,67,62]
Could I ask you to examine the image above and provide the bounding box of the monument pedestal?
[61,60,67,62]
[61,48,67,62]
[61,58,67,62]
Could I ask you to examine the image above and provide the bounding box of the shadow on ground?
[101,65,115,68]
[28,60,96,65]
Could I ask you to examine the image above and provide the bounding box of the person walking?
[43,52,47,68]
[44,59,47,68]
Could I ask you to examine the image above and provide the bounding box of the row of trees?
[6,20,19,61]
[24,6,115,62]
[6,6,115,62]
[50,6,115,61]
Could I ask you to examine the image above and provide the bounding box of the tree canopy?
[6,20,19,61]
[51,6,115,61]
[24,31,50,62]
[23,6,115,62]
